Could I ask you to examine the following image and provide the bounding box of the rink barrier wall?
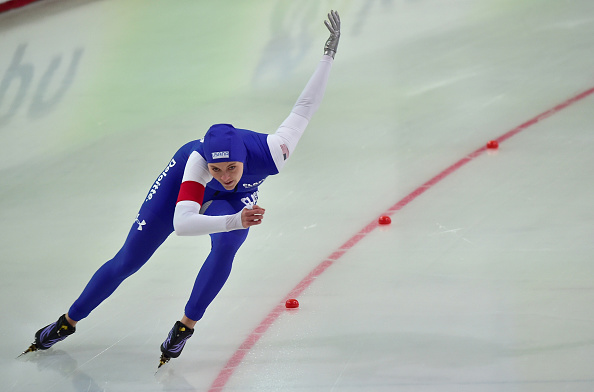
[0,0,43,14]
[207,85,594,391]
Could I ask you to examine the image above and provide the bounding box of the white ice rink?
[1,0,593,391]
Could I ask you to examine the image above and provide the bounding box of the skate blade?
[17,344,38,359]
[155,354,171,373]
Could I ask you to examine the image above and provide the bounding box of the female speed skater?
[22,10,341,368]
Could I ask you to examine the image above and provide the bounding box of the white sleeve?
[268,55,334,172]
[173,151,245,236]
[174,201,245,236]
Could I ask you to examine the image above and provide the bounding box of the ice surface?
[1,0,593,391]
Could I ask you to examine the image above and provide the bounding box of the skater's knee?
[211,231,247,254]
[102,255,144,281]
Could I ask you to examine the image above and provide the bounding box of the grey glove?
[323,10,341,59]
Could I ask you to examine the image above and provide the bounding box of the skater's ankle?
[180,315,196,329]
[65,314,78,327]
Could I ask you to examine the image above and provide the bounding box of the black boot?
[34,314,76,350]
[158,321,194,368]
[160,321,194,359]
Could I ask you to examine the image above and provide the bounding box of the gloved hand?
[323,10,341,59]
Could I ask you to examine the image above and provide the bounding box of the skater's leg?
[183,227,249,322]
[23,211,174,353]
[184,199,249,322]
[159,199,248,361]
[67,143,194,322]
[176,226,249,328]
[25,142,197,353]
[67,213,174,321]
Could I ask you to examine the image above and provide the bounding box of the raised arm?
[268,10,341,172]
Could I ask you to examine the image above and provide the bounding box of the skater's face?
[208,161,244,190]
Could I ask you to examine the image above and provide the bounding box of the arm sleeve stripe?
[177,181,205,205]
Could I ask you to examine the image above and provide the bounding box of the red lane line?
[207,86,594,391]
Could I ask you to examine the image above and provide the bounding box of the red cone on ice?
[285,299,299,309]
[378,216,391,225]
[487,140,499,149]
